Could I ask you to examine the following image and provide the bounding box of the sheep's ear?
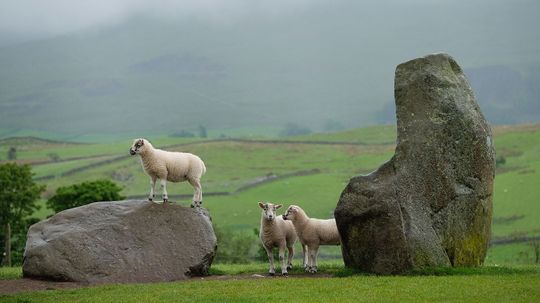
[275,204,282,209]
[138,139,144,145]
[258,202,265,209]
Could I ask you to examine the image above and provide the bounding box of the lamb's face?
[258,202,282,221]
[129,138,146,155]
[282,205,298,221]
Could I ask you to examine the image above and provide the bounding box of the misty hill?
[0,0,539,138]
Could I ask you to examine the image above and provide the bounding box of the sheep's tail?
[201,159,207,175]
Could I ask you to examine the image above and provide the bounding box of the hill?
[1,124,539,263]
[1,1,539,138]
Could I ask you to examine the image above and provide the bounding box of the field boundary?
[32,137,388,181]
[125,168,322,200]
[490,236,540,246]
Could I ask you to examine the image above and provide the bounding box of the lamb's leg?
[160,179,169,203]
[309,244,320,273]
[149,177,156,202]
[286,245,294,270]
[264,245,275,276]
[302,244,309,270]
[188,177,202,208]
[278,244,287,275]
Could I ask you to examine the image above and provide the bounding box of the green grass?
[0,267,22,280]
[0,136,201,162]
[1,266,539,302]
[486,242,540,265]
[2,124,540,266]
[292,124,397,145]
[210,260,345,275]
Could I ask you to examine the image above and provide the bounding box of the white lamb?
[258,202,297,275]
[283,205,341,273]
[129,138,206,207]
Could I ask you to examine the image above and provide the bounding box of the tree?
[198,125,208,138]
[7,147,16,160]
[0,163,45,266]
[279,123,312,137]
[46,179,125,213]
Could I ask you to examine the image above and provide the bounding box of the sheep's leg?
[188,178,202,208]
[160,179,169,203]
[302,245,309,270]
[308,244,320,273]
[286,245,294,270]
[278,244,288,275]
[149,177,156,202]
[264,245,275,276]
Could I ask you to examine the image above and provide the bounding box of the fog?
[0,0,326,39]
[0,0,539,138]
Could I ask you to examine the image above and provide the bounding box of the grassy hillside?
[1,124,539,264]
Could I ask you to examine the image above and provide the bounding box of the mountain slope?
[1,0,539,136]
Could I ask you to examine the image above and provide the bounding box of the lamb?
[258,202,297,276]
[129,138,206,207]
[283,205,340,273]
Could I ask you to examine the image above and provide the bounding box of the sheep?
[129,138,206,207]
[258,202,297,276]
[282,205,340,273]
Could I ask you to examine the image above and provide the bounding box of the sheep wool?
[258,202,297,275]
[283,204,340,273]
[129,138,206,207]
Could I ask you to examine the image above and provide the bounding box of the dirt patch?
[0,278,84,295]
[0,273,334,295]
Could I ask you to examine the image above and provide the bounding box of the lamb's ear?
[275,204,282,209]
[258,202,265,209]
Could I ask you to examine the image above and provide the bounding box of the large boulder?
[23,200,217,283]
[335,53,495,274]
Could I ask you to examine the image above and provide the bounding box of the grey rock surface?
[23,200,217,283]
[335,53,495,274]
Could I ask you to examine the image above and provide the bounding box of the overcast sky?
[0,0,329,37]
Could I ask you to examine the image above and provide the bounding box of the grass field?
[1,264,539,302]
[1,124,540,264]
[0,124,539,300]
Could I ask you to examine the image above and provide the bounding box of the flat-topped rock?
[23,200,217,283]
[335,53,495,274]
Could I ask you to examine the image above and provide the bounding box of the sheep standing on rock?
[258,202,297,276]
[283,205,341,273]
[129,138,206,207]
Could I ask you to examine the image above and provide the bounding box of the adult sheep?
[129,138,206,207]
[283,205,340,273]
[258,202,297,276]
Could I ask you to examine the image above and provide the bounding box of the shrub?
[47,179,125,213]
[214,226,259,264]
[279,123,312,137]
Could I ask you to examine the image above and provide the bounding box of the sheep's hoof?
[190,204,195,208]
[286,264,293,270]
[163,199,168,204]
[148,198,153,202]
[282,272,288,276]
[268,272,275,276]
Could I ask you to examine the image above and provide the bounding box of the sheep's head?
[258,202,282,221]
[129,138,148,155]
[282,205,300,221]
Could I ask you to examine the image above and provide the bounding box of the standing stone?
[23,200,217,283]
[335,53,495,274]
